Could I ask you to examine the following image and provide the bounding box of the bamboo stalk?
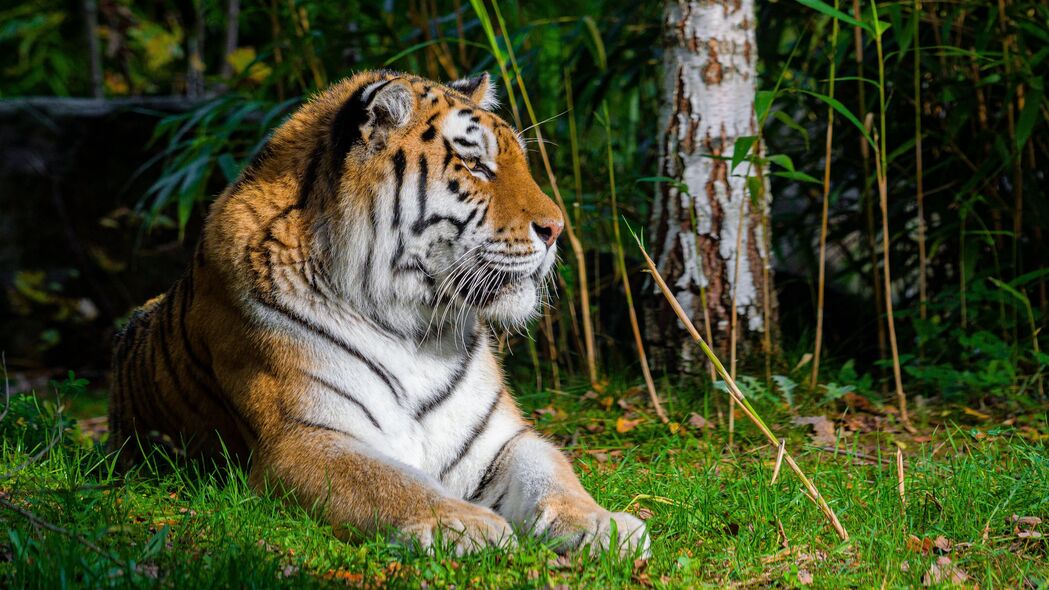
[634,234,849,542]
[872,3,915,432]
[603,104,667,423]
[913,0,928,335]
[812,0,840,390]
[220,0,241,80]
[853,0,889,394]
[471,1,598,389]
[563,66,598,384]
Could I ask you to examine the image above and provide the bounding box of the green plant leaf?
[636,176,690,195]
[755,90,776,124]
[772,170,821,184]
[794,0,872,33]
[767,153,796,172]
[1015,80,1044,152]
[772,111,810,150]
[731,136,758,172]
[797,89,875,149]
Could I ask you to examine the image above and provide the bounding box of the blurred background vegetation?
[0,0,1046,415]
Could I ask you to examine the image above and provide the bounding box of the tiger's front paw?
[534,496,651,558]
[399,499,516,556]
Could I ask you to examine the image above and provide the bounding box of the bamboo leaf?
[797,89,875,148]
[772,111,810,150]
[1015,80,1044,152]
[755,90,776,124]
[731,136,758,172]
[794,0,872,32]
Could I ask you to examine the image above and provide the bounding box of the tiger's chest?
[293,319,506,477]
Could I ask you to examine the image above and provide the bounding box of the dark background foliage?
[0,0,1046,407]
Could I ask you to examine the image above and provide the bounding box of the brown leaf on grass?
[547,555,574,570]
[1009,515,1042,527]
[906,535,953,556]
[687,412,713,429]
[797,568,814,585]
[841,392,881,413]
[922,556,968,586]
[792,415,837,446]
[77,416,109,443]
[584,422,604,434]
[636,507,655,520]
[963,406,992,421]
[323,569,364,585]
[616,416,643,433]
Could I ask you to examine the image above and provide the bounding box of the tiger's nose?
[531,219,564,248]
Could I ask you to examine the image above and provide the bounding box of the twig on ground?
[776,518,790,549]
[633,232,850,542]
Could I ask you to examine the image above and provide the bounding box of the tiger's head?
[301,71,563,337]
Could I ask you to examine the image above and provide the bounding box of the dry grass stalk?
[871,10,915,431]
[896,446,906,507]
[479,1,598,387]
[562,66,598,384]
[602,106,667,423]
[635,237,850,541]
[812,0,839,390]
[872,133,914,433]
[913,0,928,331]
[771,438,786,485]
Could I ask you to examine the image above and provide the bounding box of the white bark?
[648,0,774,366]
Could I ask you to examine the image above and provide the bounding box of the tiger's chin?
[476,278,542,330]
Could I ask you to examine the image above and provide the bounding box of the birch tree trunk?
[647,0,777,371]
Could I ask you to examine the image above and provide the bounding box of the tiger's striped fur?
[109,70,649,556]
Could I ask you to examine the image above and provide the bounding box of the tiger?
[109,69,649,556]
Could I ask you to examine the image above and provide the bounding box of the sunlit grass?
[1,381,1046,588]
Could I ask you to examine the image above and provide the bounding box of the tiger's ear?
[332,78,417,156]
[363,79,416,129]
[448,72,498,110]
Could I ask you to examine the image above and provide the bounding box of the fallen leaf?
[1010,515,1042,527]
[637,507,655,520]
[906,535,934,556]
[933,535,952,553]
[792,415,837,446]
[1017,531,1043,539]
[922,556,968,586]
[797,568,813,585]
[841,392,881,413]
[547,555,573,570]
[963,406,992,421]
[616,416,643,433]
[688,412,713,429]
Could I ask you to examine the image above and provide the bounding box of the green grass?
[1,381,1047,589]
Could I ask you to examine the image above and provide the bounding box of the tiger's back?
[109,259,251,466]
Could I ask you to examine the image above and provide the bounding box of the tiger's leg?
[471,431,650,557]
[250,424,515,555]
